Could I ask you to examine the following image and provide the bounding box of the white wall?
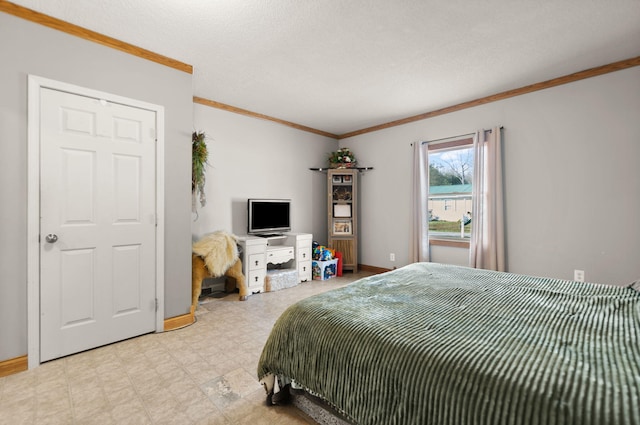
[0,13,193,362]
[192,105,338,243]
[341,67,640,286]
[2,9,636,366]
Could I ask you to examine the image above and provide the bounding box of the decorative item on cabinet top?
[328,147,357,168]
[313,146,373,172]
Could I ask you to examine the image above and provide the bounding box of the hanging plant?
[192,131,208,212]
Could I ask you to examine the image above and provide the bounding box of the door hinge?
[155,298,159,312]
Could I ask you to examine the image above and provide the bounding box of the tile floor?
[0,271,371,425]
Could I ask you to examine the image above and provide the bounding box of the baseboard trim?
[163,311,195,331]
[0,355,28,378]
[359,264,392,274]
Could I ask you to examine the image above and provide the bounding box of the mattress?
[257,262,640,425]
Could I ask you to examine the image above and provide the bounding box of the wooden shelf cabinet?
[327,169,358,272]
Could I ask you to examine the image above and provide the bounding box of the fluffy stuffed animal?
[191,231,248,311]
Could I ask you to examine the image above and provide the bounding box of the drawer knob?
[255,260,259,266]
[254,276,259,282]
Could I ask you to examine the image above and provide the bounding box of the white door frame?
[27,75,165,369]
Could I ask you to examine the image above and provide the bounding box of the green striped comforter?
[257,262,640,425]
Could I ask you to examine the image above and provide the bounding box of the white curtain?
[410,141,430,263]
[469,127,505,271]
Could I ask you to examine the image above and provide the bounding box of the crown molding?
[0,0,193,74]
[193,96,339,139]
[338,56,640,139]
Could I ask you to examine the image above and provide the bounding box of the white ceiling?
[11,0,640,136]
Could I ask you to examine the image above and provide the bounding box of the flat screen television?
[247,199,291,235]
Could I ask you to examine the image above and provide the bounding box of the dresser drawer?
[245,241,267,253]
[298,260,312,282]
[266,246,295,264]
[297,238,312,249]
[249,253,265,271]
[247,270,265,292]
[297,248,310,262]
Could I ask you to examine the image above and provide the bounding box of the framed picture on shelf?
[332,175,343,184]
[333,203,351,218]
[342,175,352,183]
[333,219,352,235]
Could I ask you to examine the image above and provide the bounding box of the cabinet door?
[328,170,357,238]
[330,238,357,272]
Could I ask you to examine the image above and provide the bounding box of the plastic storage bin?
[312,259,338,280]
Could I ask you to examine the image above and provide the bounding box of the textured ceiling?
[10,0,640,136]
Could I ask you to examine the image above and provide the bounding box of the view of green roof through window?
[428,141,473,239]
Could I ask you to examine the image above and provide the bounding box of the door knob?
[45,234,58,243]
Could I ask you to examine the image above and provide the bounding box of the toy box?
[312,259,338,281]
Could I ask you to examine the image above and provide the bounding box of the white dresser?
[237,233,313,294]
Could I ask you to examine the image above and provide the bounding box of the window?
[427,137,473,240]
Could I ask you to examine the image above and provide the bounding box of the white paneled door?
[39,88,157,362]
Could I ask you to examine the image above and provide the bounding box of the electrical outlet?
[390,253,395,262]
[574,269,585,282]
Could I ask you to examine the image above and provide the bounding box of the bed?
[257,262,640,425]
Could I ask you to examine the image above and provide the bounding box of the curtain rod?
[413,126,503,146]
[424,132,474,145]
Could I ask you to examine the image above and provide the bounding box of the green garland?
[192,131,208,210]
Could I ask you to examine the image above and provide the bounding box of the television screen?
[247,199,291,235]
